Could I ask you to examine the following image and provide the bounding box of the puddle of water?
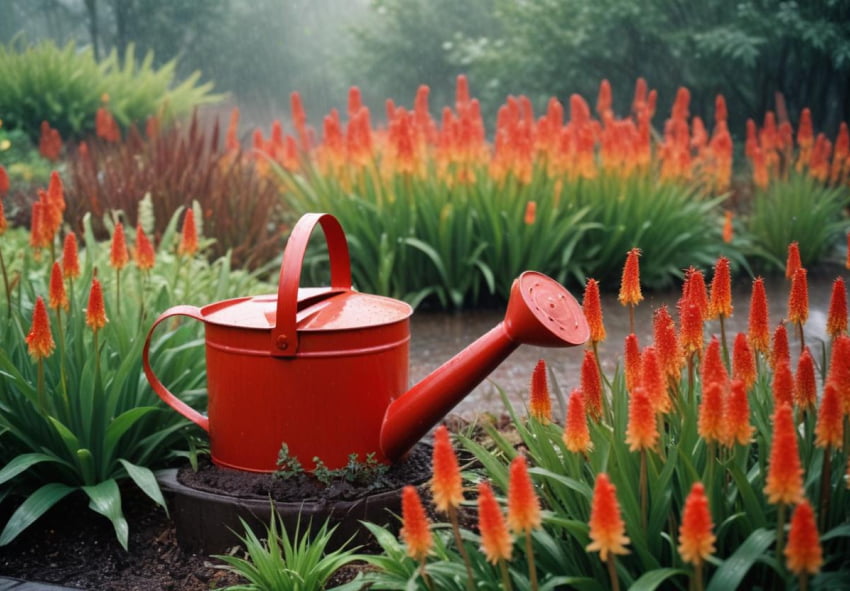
[408,271,842,418]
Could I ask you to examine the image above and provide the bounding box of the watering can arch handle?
[142,305,210,432]
[272,213,352,357]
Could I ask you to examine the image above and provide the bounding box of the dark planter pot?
[157,468,406,555]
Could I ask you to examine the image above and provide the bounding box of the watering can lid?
[201,287,413,331]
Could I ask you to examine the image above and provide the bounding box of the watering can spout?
[380,271,589,461]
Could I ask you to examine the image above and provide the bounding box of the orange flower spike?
[701,336,729,391]
[748,278,771,355]
[846,232,850,270]
[25,297,55,360]
[29,201,44,251]
[430,425,463,513]
[48,262,68,311]
[581,350,603,421]
[678,482,716,566]
[773,359,795,409]
[654,306,683,379]
[641,346,670,414]
[708,256,733,320]
[618,248,643,307]
[785,500,823,576]
[477,482,512,564]
[523,201,536,225]
[771,324,791,370]
[626,387,658,451]
[109,222,129,271]
[62,232,81,280]
[788,267,809,326]
[134,226,156,271]
[529,359,553,424]
[795,348,817,411]
[785,242,802,280]
[680,303,704,360]
[563,388,592,453]
[586,473,630,562]
[0,164,9,197]
[764,403,805,505]
[583,278,607,344]
[0,199,7,236]
[85,278,108,332]
[828,336,850,414]
[686,268,709,319]
[624,334,642,393]
[826,278,848,339]
[722,210,733,243]
[400,485,432,560]
[507,455,542,534]
[698,381,725,444]
[724,379,754,446]
[732,333,757,391]
[815,382,843,450]
[178,208,198,257]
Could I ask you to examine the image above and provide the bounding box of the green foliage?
[0,123,53,193]
[0,208,273,548]
[275,443,389,489]
[65,113,286,270]
[0,39,219,144]
[215,510,360,591]
[746,173,849,272]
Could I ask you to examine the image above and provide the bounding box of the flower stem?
[640,449,648,531]
[628,303,635,335]
[818,447,832,532]
[448,507,475,591]
[776,503,787,563]
[525,532,538,591]
[0,247,10,319]
[498,559,514,591]
[606,556,620,591]
[719,315,729,368]
[419,557,434,591]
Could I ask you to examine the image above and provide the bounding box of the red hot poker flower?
[773,359,795,409]
[680,303,704,359]
[828,335,850,414]
[626,387,658,451]
[771,323,791,370]
[85,278,108,332]
[523,201,536,225]
[708,256,733,319]
[641,346,670,414]
[785,500,823,576]
[134,226,156,271]
[618,248,643,307]
[748,278,771,354]
[507,455,541,534]
[678,482,716,566]
[25,297,55,360]
[587,473,630,562]
[723,379,753,446]
[582,278,606,344]
[654,306,683,380]
[178,208,199,257]
[563,388,592,453]
[48,262,68,311]
[109,222,129,271]
[624,334,641,393]
[529,360,552,423]
[0,199,7,236]
[581,350,603,421]
[732,332,757,391]
[477,482,512,564]
[698,381,725,444]
[430,425,463,513]
[0,164,9,196]
[683,267,709,319]
[785,242,802,280]
[722,210,733,243]
[62,232,81,280]
[795,348,817,411]
[400,486,432,560]
[827,278,848,339]
[701,336,729,392]
[788,267,809,326]
[764,403,805,505]
[815,382,843,449]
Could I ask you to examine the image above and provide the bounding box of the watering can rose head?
[143,213,589,472]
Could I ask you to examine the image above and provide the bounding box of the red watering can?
[143,213,589,472]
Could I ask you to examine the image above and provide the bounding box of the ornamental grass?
[362,246,850,591]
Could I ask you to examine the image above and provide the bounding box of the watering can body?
[143,213,589,473]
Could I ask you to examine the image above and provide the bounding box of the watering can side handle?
[272,213,352,357]
[142,305,210,432]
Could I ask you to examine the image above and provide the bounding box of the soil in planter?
[0,443,434,590]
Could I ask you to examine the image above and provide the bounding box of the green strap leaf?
[706,528,775,591]
[0,482,76,545]
[82,479,129,550]
[0,452,71,486]
[628,568,689,591]
[118,459,168,516]
[104,406,158,451]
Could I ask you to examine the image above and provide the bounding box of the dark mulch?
[0,443,437,590]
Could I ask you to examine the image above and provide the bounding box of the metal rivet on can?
[276,335,288,350]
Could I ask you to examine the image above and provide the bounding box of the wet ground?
[408,268,844,418]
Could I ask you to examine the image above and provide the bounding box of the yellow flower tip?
[678,482,716,566]
[430,425,463,513]
[785,500,823,576]
[507,455,542,534]
[400,485,432,561]
[529,359,552,424]
[587,473,630,562]
[618,248,643,307]
[477,481,513,564]
[25,296,55,360]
